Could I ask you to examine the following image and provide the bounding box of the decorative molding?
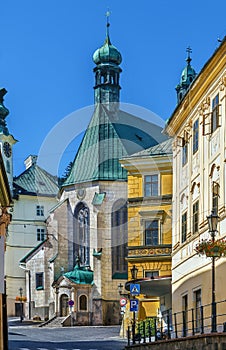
[219,75,226,91]
[128,245,172,258]
[198,96,210,114]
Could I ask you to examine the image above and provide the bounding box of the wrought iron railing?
[126,299,226,346]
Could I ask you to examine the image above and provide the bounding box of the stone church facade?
[21,21,168,325]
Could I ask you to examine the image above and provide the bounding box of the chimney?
[24,155,37,169]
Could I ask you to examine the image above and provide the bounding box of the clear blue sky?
[1,0,225,177]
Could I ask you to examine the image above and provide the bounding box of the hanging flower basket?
[15,296,27,302]
[195,238,226,257]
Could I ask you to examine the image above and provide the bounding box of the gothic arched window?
[111,199,128,278]
[74,202,90,266]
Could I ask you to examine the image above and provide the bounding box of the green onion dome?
[93,24,122,65]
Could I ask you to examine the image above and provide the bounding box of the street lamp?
[207,210,219,333]
[19,287,23,322]
[131,265,138,280]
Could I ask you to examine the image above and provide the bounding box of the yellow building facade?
[165,38,226,334]
[120,138,172,325]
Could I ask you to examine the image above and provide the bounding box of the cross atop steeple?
[105,10,111,43]
[186,46,192,64]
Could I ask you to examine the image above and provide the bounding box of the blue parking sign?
[130,298,139,312]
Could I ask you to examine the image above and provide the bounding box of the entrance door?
[60,294,69,317]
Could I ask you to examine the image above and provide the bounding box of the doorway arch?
[60,294,69,317]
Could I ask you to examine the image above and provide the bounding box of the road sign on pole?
[130,283,140,296]
[68,300,74,307]
[120,297,127,307]
[130,298,139,312]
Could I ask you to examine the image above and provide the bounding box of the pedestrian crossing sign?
[130,283,140,295]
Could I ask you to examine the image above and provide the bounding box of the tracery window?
[74,203,90,266]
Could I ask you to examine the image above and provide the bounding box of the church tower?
[176,47,197,103]
[93,16,122,105]
[0,88,17,190]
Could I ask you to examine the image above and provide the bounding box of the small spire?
[186,46,192,65]
[105,10,111,45]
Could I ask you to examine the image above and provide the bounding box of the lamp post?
[19,287,23,322]
[131,265,138,344]
[207,210,219,333]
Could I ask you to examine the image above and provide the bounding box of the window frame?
[144,174,159,197]
[211,94,220,134]
[212,182,219,215]
[181,211,187,243]
[37,228,45,241]
[144,219,159,246]
[79,294,88,311]
[36,205,44,217]
[182,142,188,166]
[192,200,199,234]
[144,270,159,279]
[36,272,44,290]
[193,119,199,154]
[194,289,202,333]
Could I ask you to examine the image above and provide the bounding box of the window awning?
[125,276,171,297]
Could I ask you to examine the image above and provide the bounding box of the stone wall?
[125,333,226,350]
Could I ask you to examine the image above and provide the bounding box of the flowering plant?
[15,296,27,302]
[195,238,226,257]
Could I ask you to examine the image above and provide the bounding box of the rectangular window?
[36,272,44,290]
[37,228,45,241]
[192,201,199,234]
[144,175,158,197]
[182,294,188,336]
[36,205,44,216]
[182,143,188,166]
[211,94,219,133]
[193,119,199,154]
[194,289,202,333]
[145,220,159,245]
[212,182,219,215]
[181,212,187,243]
[144,270,159,278]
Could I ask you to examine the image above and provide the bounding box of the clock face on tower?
[3,142,12,158]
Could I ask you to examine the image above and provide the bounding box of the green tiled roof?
[13,164,59,197]
[20,240,47,263]
[127,138,172,158]
[64,264,94,285]
[63,104,167,186]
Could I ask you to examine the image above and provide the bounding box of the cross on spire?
[105,10,111,44]
[186,46,192,64]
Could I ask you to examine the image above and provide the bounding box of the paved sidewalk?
[8,317,43,327]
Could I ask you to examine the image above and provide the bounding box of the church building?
[21,20,168,325]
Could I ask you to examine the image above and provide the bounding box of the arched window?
[74,203,90,266]
[111,199,128,278]
[79,294,88,311]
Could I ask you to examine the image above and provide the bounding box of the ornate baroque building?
[165,38,226,333]
[120,138,172,327]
